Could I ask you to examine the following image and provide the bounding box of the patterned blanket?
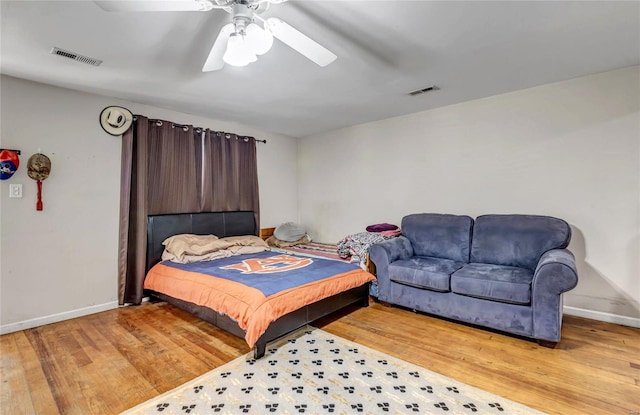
[270,242,357,264]
[336,230,401,268]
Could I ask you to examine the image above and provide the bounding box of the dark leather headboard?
[146,211,256,271]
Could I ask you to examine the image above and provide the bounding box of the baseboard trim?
[2,302,636,334]
[0,301,119,335]
[563,306,640,328]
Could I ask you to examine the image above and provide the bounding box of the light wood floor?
[1,301,638,415]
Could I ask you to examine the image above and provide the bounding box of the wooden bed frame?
[144,211,370,358]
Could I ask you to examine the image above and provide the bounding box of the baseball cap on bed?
[100,106,133,136]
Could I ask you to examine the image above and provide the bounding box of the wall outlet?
[9,183,22,198]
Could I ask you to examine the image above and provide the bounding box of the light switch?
[9,183,22,198]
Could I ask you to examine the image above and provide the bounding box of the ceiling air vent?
[50,47,102,66]
[408,85,439,96]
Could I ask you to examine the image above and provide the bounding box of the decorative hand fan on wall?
[95,0,337,70]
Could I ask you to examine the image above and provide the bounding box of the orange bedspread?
[144,260,374,348]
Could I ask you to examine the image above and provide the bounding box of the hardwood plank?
[1,334,38,415]
[315,304,640,415]
[67,315,149,414]
[1,301,638,415]
[24,326,81,414]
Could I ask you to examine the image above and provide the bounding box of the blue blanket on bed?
[162,251,361,297]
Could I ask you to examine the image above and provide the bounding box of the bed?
[269,239,383,297]
[143,211,374,358]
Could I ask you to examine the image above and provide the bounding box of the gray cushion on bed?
[274,222,307,242]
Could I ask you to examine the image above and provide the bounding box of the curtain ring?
[243,137,249,142]
[172,123,189,132]
[155,120,163,126]
[225,133,231,139]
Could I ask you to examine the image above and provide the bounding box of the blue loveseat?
[369,213,578,346]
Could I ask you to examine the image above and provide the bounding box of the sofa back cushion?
[401,213,473,262]
[470,214,571,270]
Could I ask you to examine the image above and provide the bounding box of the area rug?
[121,327,544,414]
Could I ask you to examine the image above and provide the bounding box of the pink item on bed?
[365,223,399,232]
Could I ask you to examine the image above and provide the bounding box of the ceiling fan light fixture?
[246,22,273,55]
[223,33,257,67]
[195,0,215,11]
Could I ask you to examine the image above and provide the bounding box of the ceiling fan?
[95,0,337,71]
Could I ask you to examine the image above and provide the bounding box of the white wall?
[299,66,640,324]
[0,75,298,332]
[2,66,638,331]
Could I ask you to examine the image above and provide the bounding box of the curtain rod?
[135,116,267,144]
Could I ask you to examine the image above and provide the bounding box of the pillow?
[274,222,307,242]
[220,235,269,248]
[162,234,230,258]
[162,234,270,263]
[226,245,270,255]
[162,249,231,264]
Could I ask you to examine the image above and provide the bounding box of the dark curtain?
[118,117,199,305]
[118,121,261,305]
[147,122,200,214]
[201,130,260,233]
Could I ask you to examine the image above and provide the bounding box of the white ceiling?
[1,1,639,137]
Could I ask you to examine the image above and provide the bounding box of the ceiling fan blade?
[94,0,213,12]
[202,23,234,72]
[265,17,336,67]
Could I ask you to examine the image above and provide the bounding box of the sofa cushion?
[401,213,473,263]
[389,256,464,292]
[451,263,533,304]
[470,214,571,271]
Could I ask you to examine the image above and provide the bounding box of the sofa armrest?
[531,249,579,342]
[533,249,578,294]
[369,236,413,301]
